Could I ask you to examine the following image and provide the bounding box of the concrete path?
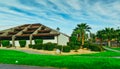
[103,46,120,53]
[0,64,59,69]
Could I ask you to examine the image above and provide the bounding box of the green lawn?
[73,50,120,57]
[112,48,120,51]
[0,49,120,69]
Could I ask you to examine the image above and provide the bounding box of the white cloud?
[0,0,120,35]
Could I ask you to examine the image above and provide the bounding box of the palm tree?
[96,29,105,46]
[114,28,120,47]
[73,23,91,48]
[104,28,115,47]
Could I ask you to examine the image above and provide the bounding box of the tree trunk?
[100,39,103,51]
[81,33,84,48]
[78,34,80,41]
[108,40,111,47]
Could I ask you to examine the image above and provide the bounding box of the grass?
[111,48,120,51]
[0,49,120,69]
[72,50,120,57]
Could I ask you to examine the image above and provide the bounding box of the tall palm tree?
[74,23,91,48]
[96,29,105,46]
[114,28,120,47]
[104,28,115,47]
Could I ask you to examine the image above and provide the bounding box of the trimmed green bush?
[67,41,81,50]
[63,46,71,52]
[83,43,90,48]
[32,44,36,49]
[36,44,43,50]
[88,44,103,51]
[56,45,62,51]
[43,42,56,51]
[74,46,80,52]
[67,42,75,49]
[19,40,26,47]
[1,40,10,47]
[34,39,43,44]
[29,44,33,48]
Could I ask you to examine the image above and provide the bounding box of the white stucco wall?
[9,34,69,46]
[14,40,35,47]
[43,36,57,44]
[58,34,69,45]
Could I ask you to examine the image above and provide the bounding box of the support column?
[30,35,33,45]
[12,35,15,48]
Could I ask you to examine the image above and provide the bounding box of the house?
[0,23,69,47]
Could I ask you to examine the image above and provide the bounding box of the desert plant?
[19,40,26,47]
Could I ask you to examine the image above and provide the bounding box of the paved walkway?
[0,64,59,69]
[0,47,45,54]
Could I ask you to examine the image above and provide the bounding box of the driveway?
[0,64,59,69]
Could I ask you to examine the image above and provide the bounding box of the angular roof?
[0,23,69,40]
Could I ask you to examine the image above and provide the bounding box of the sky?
[0,0,120,35]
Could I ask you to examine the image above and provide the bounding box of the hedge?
[43,42,57,51]
[84,43,103,51]
[19,40,26,47]
[56,45,62,51]
[29,44,33,48]
[36,44,43,50]
[34,39,43,44]
[1,40,10,47]
[63,46,71,52]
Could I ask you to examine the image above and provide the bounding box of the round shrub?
[43,42,56,51]
[34,39,43,44]
[84,43,90,48]
[74,46,80,52]
[1,40,10,47]
[19,40,26,47]
[56,45,62,51]
[29,44,33,48]
[36,44,43,50]
[32,44,37,49]
[63,46,71,52]
[88,44,103,51]
[67,42,75,50]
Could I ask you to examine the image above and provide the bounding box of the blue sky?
[0,0,120,35]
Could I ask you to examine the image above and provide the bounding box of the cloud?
[0,0,120,35]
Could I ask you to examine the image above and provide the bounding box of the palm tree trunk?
[78,34,80,41]
[100,39,103,51]
[81,33,84,48]
[108,39,111,47]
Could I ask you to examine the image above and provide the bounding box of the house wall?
[13,40,35,47]
[11,36,57,47]
[58,34,69,45]
[43,36,58,44]
[2,35,69,47]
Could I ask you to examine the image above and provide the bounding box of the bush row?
[29,43,71,52]
[84,43,103,51]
